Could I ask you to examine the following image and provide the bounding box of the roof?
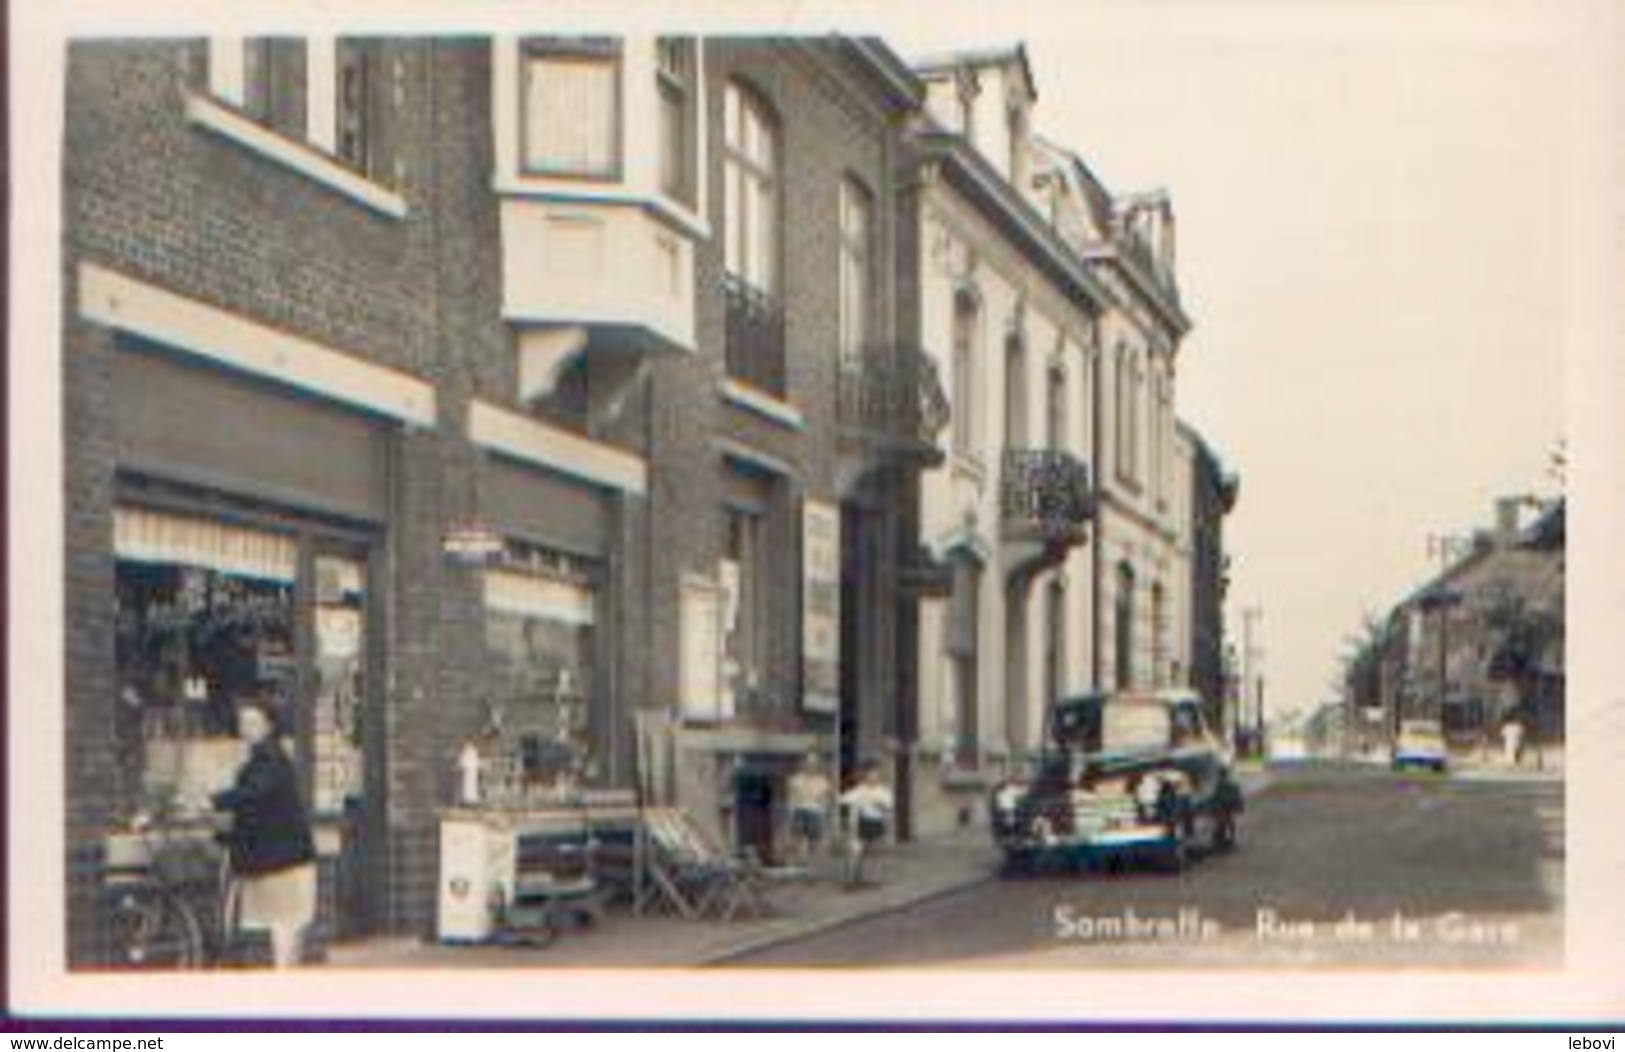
[1033,137,1192,336]
[912,127,1114,317]
[1178,419,1240,510]
[911,43,1037,100]
[840,36,928,111]
[1520,500,1565,551]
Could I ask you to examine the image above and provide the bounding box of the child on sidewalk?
[838,761,893,889]
[786,753,833,872]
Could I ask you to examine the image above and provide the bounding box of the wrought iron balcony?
[1000,449,1094,548]
[724,275,786,399]
[836,345,951,461]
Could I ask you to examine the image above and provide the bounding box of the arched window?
[1115,562,1136,690]
[1004,322,1027,450]
[951,289,981,455]
[1046,362,1067,451]
[723,80,779,295]
[1045,576,1067,707]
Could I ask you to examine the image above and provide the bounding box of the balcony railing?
[836,345,951,456]
[1000,449,1094,543]
[724,275,786,399]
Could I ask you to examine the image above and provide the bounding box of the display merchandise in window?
[479,548,598,805]
[113,510,298,821]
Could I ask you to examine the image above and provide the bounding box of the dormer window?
[521,37,622,180]
[1008,102,1030,188]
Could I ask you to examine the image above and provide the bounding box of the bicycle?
[103,820,243,969]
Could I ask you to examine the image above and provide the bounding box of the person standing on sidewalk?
[786,753,833,872]
[1500,711,1525,768]
[839,760,893,890]
[213,696,318,968]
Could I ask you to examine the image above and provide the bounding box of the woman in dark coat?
[214,698,316,967]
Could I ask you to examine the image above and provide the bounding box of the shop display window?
[114,508,298,820]
[481,546,598,799]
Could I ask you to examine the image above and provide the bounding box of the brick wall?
[62,38,474,951]
[642,40,900,724]
[61,35,921,956]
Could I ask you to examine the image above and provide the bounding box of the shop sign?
[443,522,504,564]
[802,500,841,714]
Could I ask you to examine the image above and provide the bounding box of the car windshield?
[1401,721,1442,738]
[1050,696,1175,754]
[1104,700,1172,752]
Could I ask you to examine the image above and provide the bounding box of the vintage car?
[1391,718,1449,773]
[990,690,1244,875]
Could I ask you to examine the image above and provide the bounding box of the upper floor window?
[335,39,379,177]
[838,177,875,364]
[207,37,388,181]
[522,37,622,180]
[657,38,697,206]
[1152,370,1172,510]
[1046,363,1067,450]
[210,38,304,138]
[1004,325,1027,450]
[724,80,779,295]
[1008,103,1029,187]
[951,291,981,455]
[1115,347,1149,487]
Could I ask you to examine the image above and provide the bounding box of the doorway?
[733,769,779,865]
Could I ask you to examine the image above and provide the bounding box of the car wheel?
[1163,811,1194,874]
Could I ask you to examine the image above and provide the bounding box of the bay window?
[521,38,622,180]
[657,37,697,206]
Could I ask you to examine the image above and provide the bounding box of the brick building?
[62,34,941,965]
[1182,422,1240,735]
[61,30,1233,964]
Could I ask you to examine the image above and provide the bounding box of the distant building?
[1181,424,1240,735]
[1350,497,1565,761]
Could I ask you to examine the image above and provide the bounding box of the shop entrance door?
[734,769,779,866]
[307,548,380,940]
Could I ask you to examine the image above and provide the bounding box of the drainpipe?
[1090,328,1104,689]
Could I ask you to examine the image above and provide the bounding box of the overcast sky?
[889,1,1571,722]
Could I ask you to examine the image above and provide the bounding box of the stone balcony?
[835,345,951,466]
[999,448,1093,578]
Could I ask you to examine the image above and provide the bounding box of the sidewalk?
[324,826,998,970]
[325,772,1287,971]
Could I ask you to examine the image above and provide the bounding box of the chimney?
[1495,497,1523,549]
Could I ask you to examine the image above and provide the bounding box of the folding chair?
[641,808,772,921]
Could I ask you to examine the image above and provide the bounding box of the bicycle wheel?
[107,886,204,969]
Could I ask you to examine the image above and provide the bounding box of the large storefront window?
[483,545,598,794]
[114,507,297,819]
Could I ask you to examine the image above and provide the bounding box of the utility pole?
[1240,606,1262,758]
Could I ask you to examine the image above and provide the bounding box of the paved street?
[720,764,1564,969]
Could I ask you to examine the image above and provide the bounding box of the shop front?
[432,445,646,944]
[103,333,409,951]
[111,493,386,946]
